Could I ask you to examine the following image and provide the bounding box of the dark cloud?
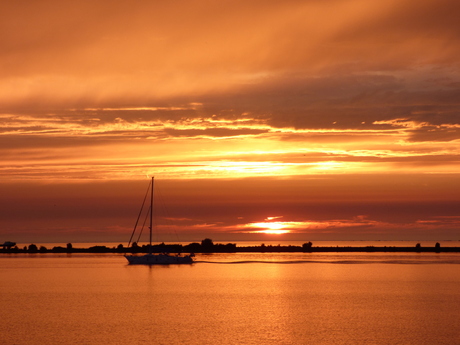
[1,175,459,242]
[407,127,460,142]
[195,72,460,135]
[163,127,268,138]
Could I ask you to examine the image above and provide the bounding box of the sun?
[251,221,291,234]
[261,229,290,235]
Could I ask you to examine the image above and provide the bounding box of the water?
[1,253,460,345]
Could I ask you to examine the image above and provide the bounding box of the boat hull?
[125,254,193,265]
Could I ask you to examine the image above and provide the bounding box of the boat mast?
[149,176,154,254]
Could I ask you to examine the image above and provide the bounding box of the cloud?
[3,176,459,242]
[407,127,460,142]
[1,0,460,153]
[1,0,460,108]
[163,127,268,138]
[1,0,460,242]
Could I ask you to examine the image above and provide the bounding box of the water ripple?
[194,259,460,265]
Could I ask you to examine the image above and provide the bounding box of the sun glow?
[245,217,375,235]
[249,220,291,235]
[258,229,290,235]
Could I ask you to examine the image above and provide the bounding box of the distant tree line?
[0,240,455,254]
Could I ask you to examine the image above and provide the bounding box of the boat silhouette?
[125,177,194,265]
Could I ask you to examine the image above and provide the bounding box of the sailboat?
[125,177,194,265]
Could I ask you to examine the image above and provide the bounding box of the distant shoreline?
[2,242,459,254]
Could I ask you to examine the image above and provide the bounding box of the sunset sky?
[1,0,459,244]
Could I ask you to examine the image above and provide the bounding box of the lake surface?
[1,252,460,345]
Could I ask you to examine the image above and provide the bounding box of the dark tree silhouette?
[201,238,214,252]
[130,241,140,253]
[302,242,313,252]
[435,242,441,252]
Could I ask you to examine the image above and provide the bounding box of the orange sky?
[1,0,459,243]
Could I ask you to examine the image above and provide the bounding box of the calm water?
[1,252,460,345]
